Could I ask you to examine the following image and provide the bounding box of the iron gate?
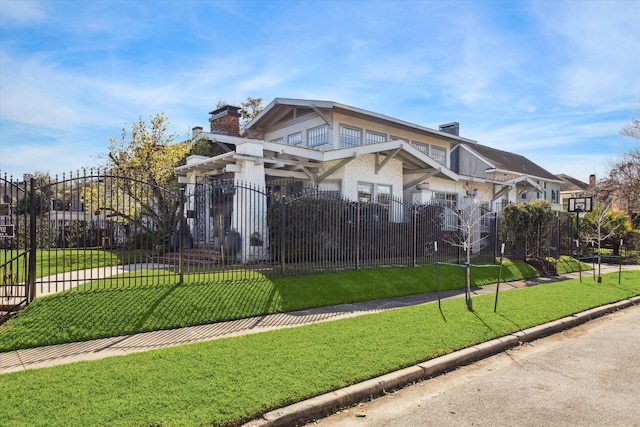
[1,171,185,320]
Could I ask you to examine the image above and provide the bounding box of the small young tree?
[441,189,496,311]
[581,204,632,281]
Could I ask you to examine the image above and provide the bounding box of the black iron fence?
[2,171,637,311]
[1,171,184,314]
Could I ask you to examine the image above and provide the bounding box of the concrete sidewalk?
[1,263,635,376]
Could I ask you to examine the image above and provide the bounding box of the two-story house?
[175,98,562,260]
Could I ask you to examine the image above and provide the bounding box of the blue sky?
[1,0,639,183]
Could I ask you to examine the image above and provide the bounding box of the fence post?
[178,188,185,284]
[27,177,37,303]
[280,195,286,275]
[355,201,361,270]
[412,206,417,267]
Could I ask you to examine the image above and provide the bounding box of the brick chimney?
[209,105,241,136]
[589,174,596,187]
[192,126,203,137]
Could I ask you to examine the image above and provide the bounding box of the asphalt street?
[311,303,640,427]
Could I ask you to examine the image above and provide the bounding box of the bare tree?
[581,204,632,280]
[620,104,640,140]
[441,188,495,311]
[594,149,640,221]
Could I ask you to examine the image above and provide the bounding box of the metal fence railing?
[2,171,637,303]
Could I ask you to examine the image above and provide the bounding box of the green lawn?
[0,259,542,351]
[0,248,144,280]
[1,270,638,427]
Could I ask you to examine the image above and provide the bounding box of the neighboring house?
[556,173,593,210]
[452,142,564,212]
[175,98,563,260]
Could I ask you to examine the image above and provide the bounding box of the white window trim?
[365,130,387,145]
[339,124,363,147]
[358,182,393,203]
[430,145,447,166]
[287,132,302,145]
[307,124,329,147]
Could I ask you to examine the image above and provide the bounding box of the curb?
[244,296,640,427]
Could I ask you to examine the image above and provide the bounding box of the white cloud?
[0,0,46,24]
[535,1,640,107]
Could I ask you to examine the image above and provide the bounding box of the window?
[287,132,302,145]
[357,183,373,202]
[433,192,458,231]
[358,182,392,203]
[430,145,447,165]
[432,192,457,207]
[551,189,559,204]
[390,135,408,142]
[376,184,392,204]
[366,130,387,145]
[339,125,362,147]
[270,137,284,144]
[479,203,491,230]
[307,125,329,147]
[318,181,341,196]
[411,141,429,155]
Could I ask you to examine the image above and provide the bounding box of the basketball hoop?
[567,197,592,213]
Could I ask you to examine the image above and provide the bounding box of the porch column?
[230,141,268,263]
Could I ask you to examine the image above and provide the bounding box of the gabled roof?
[175,132,458,182]
[244,98,477,144]
[460,142,562,183]
[556,174,590,192]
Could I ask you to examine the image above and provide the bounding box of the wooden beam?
[492,184,511,201]
[214,141,232,153]
[375,148,401,174]
[310,105,332,127]
[403,168,441,190]
[317,156,356,182]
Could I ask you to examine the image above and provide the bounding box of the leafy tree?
[239,96,263,125]
[215,97,263,127]
[501,200,554,261]
[91,113,190,249]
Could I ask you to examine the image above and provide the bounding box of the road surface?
[312,304,640,426]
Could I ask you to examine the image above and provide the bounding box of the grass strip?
[1,248,144,280]
[1,270,638,427]
[0,260,539,351]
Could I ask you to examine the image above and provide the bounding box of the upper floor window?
[339,125,362,147]
[411,141,429,155]
[270,137,284,144]
[287,132,302,145]
[308,125,329,147]
[366,130,387,145]
[430,145,447,165]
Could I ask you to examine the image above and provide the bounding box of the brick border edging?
[245,296,640,427]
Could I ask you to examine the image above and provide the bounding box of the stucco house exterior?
[174,98,563,261]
